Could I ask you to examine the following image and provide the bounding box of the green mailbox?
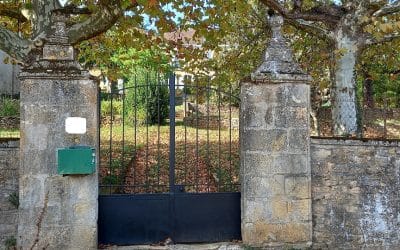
[57,146,95,175]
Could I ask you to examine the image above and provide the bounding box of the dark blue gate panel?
[174,192,241,243]
[98,194,171,245]
[98,193,241,245]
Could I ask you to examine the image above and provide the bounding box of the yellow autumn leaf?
[148,0,157,8]
[380,23,393,33]
[361,16,370,23]
[364,25,374,34]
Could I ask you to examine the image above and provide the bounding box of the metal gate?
[98,73,241,245]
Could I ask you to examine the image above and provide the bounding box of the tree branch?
[57,5,92,15]
[373,1,400,17]
[0,4,28,22]
[259,0,342,27]
[364,33,400,46]
[286,19,334,41]
[0,26,33,62]
[293,0,303,12]
[67,4,123,44]
[31,0,60,38]
[67,1,138,44]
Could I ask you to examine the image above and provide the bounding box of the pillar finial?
[251,12,310,83]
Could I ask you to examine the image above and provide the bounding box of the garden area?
[98,79,241,195]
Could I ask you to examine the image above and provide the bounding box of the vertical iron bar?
[195,77,199,192]
[229,83,233,190]
[133,75,137,192]
[169,71,177,242]
[217,84,221,192]
[121,86,126,192]
[157,72,161,190]
[97,87,101,192]
[206,78,211,192]
[169,73,176,193]
[183,82,188,187]
[109,90,113,194]
[145,72,150,192]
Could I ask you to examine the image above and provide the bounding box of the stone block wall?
[18,74,98,249]
[0,139,19,248]
[241,82,312,248]
[311,138,400,249]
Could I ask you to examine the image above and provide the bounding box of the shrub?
[101,100,123,118]
[143,82,169,125]
[125,76,169,125]
[0,98,19,117]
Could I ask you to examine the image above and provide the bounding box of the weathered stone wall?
[241,82,312,248]
[311,138,400,249]
[16,12,99,249]
[18,74,98,249]
[240,12,312,248]
[0,139,19,249]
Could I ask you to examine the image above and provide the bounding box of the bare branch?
[67,3,122,44]
[57,4,92,15]
[259,0,342,27]
[364,33,400,46]
[0,26,33,62]
[286,19,334,41]
[0,4,28,22]
[373,1,400,17]
[68,0,139,44]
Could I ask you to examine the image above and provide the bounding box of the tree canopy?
[1,0,400,136]
[257,0,400,135]
[0,0,219,64]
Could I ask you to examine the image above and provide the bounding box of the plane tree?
[0,0,213,65]
[260,0,400,135]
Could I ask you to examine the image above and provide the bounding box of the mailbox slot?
[57,146,95,175]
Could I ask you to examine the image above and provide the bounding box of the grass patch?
[0,97,19,117]
[100,122,240,193]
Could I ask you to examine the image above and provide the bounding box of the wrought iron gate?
[98,73,241,245]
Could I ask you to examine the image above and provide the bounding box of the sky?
[142,3,185,31]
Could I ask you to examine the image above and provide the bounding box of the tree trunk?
[363,73,374,108]
[0,1,125,64]
[0,27,33,62]
[331,31,359,136]
[32,0,60,38]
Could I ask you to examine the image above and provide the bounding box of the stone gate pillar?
[17,12,98,249]
[240,13,312,248]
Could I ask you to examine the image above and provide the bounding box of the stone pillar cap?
[251,13,311,83]
[21,11,85,74]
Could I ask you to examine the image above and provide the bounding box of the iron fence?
[99,73,240,195]
[310,87,400,140]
